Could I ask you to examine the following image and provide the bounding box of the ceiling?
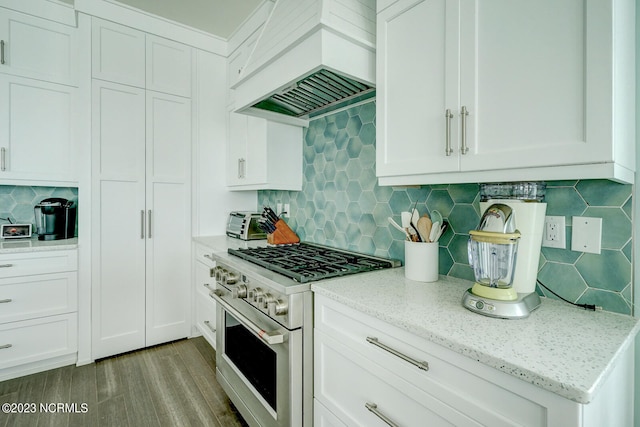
[62,0,264,38]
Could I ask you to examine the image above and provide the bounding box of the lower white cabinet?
[314,295,633,427]
[0,249,78,380]
[192,244,217,349]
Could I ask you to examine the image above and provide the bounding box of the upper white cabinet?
[92,18,192,97]
[0,74,76,183]
[146,35,192,97]
[91,18,145,87]
[376,0,635,185]
[0,7,78,185]
[227,110,303,190]
[0,8,78,86]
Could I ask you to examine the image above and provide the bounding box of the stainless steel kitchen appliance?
[226,211,267,240]
[463,183,546,319]
[208,243,400,427]
[33,198,76,241]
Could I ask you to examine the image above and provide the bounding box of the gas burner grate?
[228,243,400,283]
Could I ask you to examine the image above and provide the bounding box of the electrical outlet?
[542,216,566,249]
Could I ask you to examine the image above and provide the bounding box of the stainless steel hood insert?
[233,0,376,125]
[252,69,375,118]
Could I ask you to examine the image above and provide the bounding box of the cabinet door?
[459,0,613,171]
[145,91,192,346]
[0,74,76,183]
[91,18,145,88]
[0,8,77,86]
[146,35,192,97]
[226,110,250,186]
[376,0,460,178]
[91,80,146,359]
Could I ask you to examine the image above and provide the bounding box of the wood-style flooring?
[0,337,249,427]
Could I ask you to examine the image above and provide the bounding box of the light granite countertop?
[312,268,640,404]
[0,237,78,253]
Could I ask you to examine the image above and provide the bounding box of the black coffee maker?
[34,198,77,241]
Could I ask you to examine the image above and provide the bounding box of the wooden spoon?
[417,215,432,243]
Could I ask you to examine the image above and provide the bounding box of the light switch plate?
[571,216,602,254]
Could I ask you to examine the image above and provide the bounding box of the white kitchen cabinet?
[146,35,192,98]
[0,7,78,86]
[227,109,303,190]
[0,249,78,381]
[92,17,192,97]
[91,79,192,359]
[0,74,77,183]
[0,7,79,185]
[91,17,145,88]
[376,0,635,185]
[192,244,217,349]
[314,294,634,427]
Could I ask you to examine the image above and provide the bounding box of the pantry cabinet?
[0,249,78,381]
[91,82,192,359]
[0,7,78,185]
[314,295,633,427]
[376,0,635,185]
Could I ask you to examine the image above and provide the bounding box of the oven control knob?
[223,271,238,285]
[214,267,226,283]
[248,287,263,302]
[261,293,275,309]
[232,284,247,299]
[267,299,288,316]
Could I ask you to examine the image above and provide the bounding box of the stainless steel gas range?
[207,242,400,427]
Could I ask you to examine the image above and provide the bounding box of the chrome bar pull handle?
[0,299,12,303]
[1,147,6,171]
[366,336,429,371]
[203,320,216,334]
[0,344,12,350]
[1,40,5,65]
[238,158,246,179]
[365,403,399,427]
[140,210,145,239]
[445,109,453,156]
[0,263,13,268]
[460,106,469,154]
[147,210,152,238]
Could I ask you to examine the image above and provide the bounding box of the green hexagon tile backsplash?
[259,101,634,315]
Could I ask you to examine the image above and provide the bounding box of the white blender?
[463,183,547,319]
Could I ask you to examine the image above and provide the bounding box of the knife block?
[267,219,300,245]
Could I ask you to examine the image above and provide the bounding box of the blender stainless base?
[462,289,541,319]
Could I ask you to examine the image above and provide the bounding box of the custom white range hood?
[232,0,376,125]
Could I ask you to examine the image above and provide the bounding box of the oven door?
[211,287,302,427]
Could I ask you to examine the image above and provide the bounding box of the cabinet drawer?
[194,244,216,269]
[195,291,217,349]
[314,399,347,427]
[0,272,77,323]
[315,296,546,426]
[315,329,485,427]
[0,313,77,369]
[0,250,77,278]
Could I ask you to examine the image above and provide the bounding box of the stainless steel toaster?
[226,212,267,240]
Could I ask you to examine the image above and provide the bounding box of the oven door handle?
[209,290,285,345]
